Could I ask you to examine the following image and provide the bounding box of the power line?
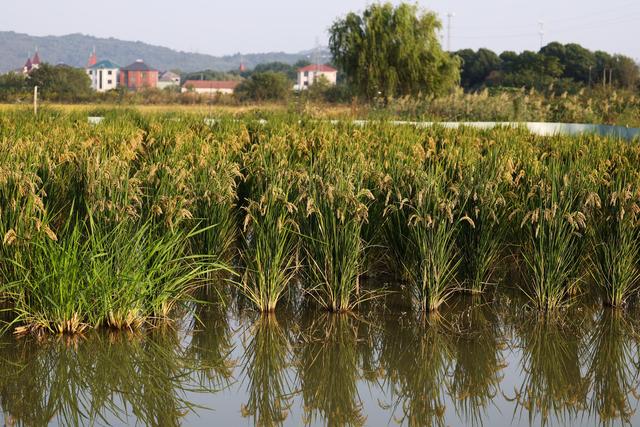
[452,12,640,41]
[446,1,640,33]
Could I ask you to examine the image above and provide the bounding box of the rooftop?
[89,60,119,70]
[182,80,241,90]
[121,60,157,72]
[298,64,337,73]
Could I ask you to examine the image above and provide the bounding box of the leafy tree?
[28,64,92,102]
[612,55,639,90]
[541,42,595,83]
[329,2,460,100]
[456,48,501,89]
[0,72,28,101]
[235,71,291,101]
[252,62,298,81]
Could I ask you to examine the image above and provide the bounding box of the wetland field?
[1,109,640,425]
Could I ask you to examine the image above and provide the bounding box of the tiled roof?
[121,60,157,72]
[298,64,337,73]
[159,71,180,81]
[89,60,119,70]
[182,80,241,89]
[32,52,41,65]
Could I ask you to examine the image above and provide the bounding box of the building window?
[107,80,112,84]
[89,70,93,75]
[304,71,309,77]
[304,81,309,86]
[107,70,112,75]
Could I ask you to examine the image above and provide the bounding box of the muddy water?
[1,295,639,426]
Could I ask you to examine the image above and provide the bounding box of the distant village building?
[157,71,181,89]
[181,80,240,95]
[87,60,119,92]
[296,64,337,90]
[119,60,158,90]
[22,50,41,74]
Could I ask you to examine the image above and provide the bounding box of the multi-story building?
[296,64,337,90]
[86,60,119,92]
[119,60,158,90]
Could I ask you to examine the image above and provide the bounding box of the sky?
[1,0,639,59]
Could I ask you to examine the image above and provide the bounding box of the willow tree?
[329,2,460,101]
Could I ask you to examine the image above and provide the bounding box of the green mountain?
[0,31,328,73]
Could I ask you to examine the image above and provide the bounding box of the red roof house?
[296,64,337,89]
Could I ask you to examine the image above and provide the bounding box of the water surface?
[1,295,639,426]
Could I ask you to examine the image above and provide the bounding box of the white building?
[181,80,240,95]
[86,60,119,92]
[296,64,337,90]
[157,71,181,89]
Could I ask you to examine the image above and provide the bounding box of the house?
[119,60,158,90]
[181,80,240,95]
[296,64,337,89]
[87,60,119,92]
[157,71,181,89]
[22,49,41,74]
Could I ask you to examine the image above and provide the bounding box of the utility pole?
[538,21,545,49]
[447,13,455,52]
[588,66,592,87]
[603,68,607,89]
[609,68,613,88]
[33,86,38,116]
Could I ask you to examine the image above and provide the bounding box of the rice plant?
[384,160,464,312]
[2,214,221,334]
[300,171,374,312]
[518,161,588,310]
[588,169,640,307]
[238,182,300,313]
[458,146,508,293]
[1,109,640,325]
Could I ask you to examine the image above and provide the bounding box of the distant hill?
[0,31,331,73]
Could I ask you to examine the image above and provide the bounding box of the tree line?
[456,43,639,92]
[1,2,638,104]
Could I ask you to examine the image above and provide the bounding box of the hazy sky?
[2,0,639,59]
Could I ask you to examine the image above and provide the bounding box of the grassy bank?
[3,87,639,126]
[1,109,640,334]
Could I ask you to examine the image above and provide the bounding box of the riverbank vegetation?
[1,110,640,335]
